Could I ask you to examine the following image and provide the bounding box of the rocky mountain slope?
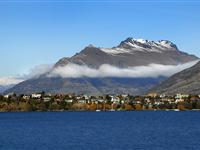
[5,38,199,95]
[149,61,200,95]
[5,77,165,95]
[0,85,15,94]
[55,38,197,68]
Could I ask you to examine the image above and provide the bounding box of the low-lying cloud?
[0,64,53,86]
[22,64,53,79]
[48,60,199,78]
[0,77,24,86]
[0,60,198,86]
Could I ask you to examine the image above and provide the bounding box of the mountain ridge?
[5,37,199,95]
[54,37,198,68]
[149,61,200,95]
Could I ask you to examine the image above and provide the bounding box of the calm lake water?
[0,111,200,150]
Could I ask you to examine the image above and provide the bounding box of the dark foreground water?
[0,111,200,150]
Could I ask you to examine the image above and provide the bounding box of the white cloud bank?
[48,60,199,78]
[0,64,53,86]
[22,64,53,79]
[0,60,198,86]
[0,77,24,86]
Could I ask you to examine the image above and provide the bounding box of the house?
[121,100,125,104]
[43,97,51,102]
[176,94,189,99]
[65,99,73,103]
[4,95,9,98]
[31,93,42,99]
[121,94,128,98]
[154,101,164,105]
[77,99,87,104]
[160,94,166,98]
[110,96,120,104]
[97,99,105,103]
[147,93,158,98]
[83,95,90,100]
[145,98,151,103]
[4,93,15,98]
[23,95,30,100]
[76,96,82,100]
[55,98,62,102]
[175,94,189,103]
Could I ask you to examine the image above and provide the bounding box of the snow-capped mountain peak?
[121,37,177,49]
[158,40,178,49]
[133,38,149,44]
[100,38,178,55]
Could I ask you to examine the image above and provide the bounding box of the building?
[77,99,87,104]
[23,95,30,100]
[31,93,42,99]
[4,93,15,98]
[147,93,158,98]
[175,94,189,102]
[160,94,166,98]
[111,96,120,104]
[65,99,73,103]
[43,97,51,102]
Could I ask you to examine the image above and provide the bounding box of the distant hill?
[5,37,199,95]
[149,61,200,95]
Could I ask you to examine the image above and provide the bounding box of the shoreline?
[1,109,200,113]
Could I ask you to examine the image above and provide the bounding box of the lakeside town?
[1,92,200,112]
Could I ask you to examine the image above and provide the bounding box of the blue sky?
[0,0,200,77]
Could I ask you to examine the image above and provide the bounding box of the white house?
[77,99,87,104]
[4,93,14,98]
[175,94,189,103]
[65,99,73,103]
[23,95,30,100]
[176,94,189,99]
[43,97,51,102]
[4,94,10,98]
[111,96,120,104]
[31,93,42,99]
[160,94,166,98]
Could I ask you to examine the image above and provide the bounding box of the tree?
[19,102,33,112]
[177,104,185,110]
[135,104,142,110]
[124,104,133,110]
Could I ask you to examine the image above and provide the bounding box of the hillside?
[150,61,200,95]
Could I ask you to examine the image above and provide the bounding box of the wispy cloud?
[22,64,53,79]
[0,64,53,86]
[48,60,199,78]
[0,77,24,86]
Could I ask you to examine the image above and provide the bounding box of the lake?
[0,111,200,150]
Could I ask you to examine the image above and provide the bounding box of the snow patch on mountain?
[100,47,138,55]
[100,38,178,55]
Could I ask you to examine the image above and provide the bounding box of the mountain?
[4,77,166,95]
[149,61,200,95]
[55,38,197,68]
[5,38,199,95]
[0,85,15,94]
